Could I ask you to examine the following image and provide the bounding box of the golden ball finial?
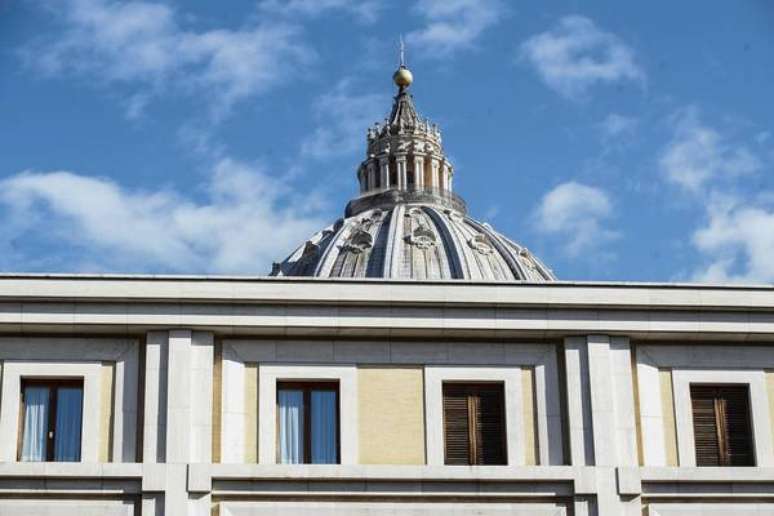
[393,66,413,88]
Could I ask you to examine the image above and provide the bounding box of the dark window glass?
[20,380,83,462]
[277,382,339,464]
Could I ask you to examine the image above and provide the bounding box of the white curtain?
[21,386,50,462]
[311,390,337,464]
[278,390,303,464]
[54,387,83,462]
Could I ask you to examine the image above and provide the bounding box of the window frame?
[18,378,84,462]
[275,380,340,464]
[668,368,772,468]
[257,364,357,465]
[442,381,508,466]
[425,365,534,466]
[690,383,754,467]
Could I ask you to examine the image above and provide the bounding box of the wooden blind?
[690,385,753,467]
[443,383,506,465]
[442,385,471,465]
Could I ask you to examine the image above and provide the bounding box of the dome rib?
[464,217,526,281]
[365,209,392,278]
[422,207,464,280]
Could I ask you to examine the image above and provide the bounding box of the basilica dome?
[271,65,555,282]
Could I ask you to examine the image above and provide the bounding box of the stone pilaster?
[142,330,214,516]
[367,161,377,191]
[379,156,390,189]
[396,154,407,190]
[430,157,440,189]
[414,155,425,188]
[586,335,641,515]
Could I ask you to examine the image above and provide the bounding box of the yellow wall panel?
[358,366,425,464]
[659,368,678,466]
[99,362,115,462]
[244,363,258,463]
[522,366,539,465]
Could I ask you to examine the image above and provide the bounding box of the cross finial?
[393,36,413,88]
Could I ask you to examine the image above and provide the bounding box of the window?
[407,164,416,188]
[276,381,339,464]
[389,159,397,188]
[691,385,753,466]
[19,379,83,462]
[443,382,507,465]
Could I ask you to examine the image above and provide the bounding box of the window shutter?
[691,385,753,467]
[474,387,507,465]
[691,386,721,466]
[719,386,753,466]
[443,384,470,465]
[444,383,506,465]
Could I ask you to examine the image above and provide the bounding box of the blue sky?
[1,0,773,282]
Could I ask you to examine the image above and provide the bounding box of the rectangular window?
[691,384,754,466]
[443,382,507,465]
[19,379,83,462]
[276,381,339,464]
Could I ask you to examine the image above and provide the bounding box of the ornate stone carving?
[300,241,320,262]
[518,248,538,271]
[340,229,373,254]
[468,234,494,255]
[358,213,378,229]
[444,208,464,223]
[405,224,437,250]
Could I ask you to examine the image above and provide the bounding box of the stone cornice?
[0,276,774,339]
[0,275,772,310]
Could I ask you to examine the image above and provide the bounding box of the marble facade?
[0,275,772,514]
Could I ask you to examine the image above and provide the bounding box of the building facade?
[1,65,773,516]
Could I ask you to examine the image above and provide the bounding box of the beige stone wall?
[212,341,222,463]
[358,366,425,464]
[99,362,114,462]
[522,366,538,465]
[245,363,259,463]
[659,368,678,466]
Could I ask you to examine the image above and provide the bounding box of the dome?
[271,63,556,282]
[271,204,554,281]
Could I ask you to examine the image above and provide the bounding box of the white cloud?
[259,0,383,24]
[520,15,643,100]
[600,113,638,139]
[534,181,618,256]
[657,108,772,284]
[301,80,388,159]
[0,159,328,273]
[23,0,314,118]
[660,107,761,193]
[406,0,503,57]
[691,194,774,284]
